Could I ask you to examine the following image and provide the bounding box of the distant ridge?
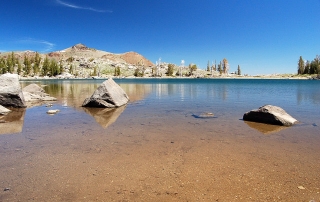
[47,43,154,67]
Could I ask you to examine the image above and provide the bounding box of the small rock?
[3,188,10,191]
[312,123,317,127]
[192,112,215,119]
[46,104,53,107]
[47,109,60,115]
[298,186,305,190]
[0,105,11,115]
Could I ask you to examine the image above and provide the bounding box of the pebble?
[4,188,10,191]
[298,186,305,190]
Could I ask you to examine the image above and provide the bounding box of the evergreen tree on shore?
[298,55,319,75]
[42,56,50,76]
[23,55,31,76]
[33,52,41,75]
[297,56,305,74]
[237,65,241,75]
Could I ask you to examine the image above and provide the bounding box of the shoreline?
[18,74,315,81]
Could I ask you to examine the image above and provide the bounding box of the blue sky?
[1,0,319,75]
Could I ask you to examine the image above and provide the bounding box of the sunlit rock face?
[82,78,129,108]
[0,73,26,108]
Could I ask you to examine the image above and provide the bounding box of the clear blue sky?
[1,0,319,75]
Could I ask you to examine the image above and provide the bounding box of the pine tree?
[218,61,222,74]
[49,59,59,76]
[17,60,22,75]
[33,52,41,75]
[42,56,50,76]
[117,66,121,76]
[59,60,64,74]
[237,65,241,75]
[6,52,13,73]
[298,56,305,74]
[23,55,31,76]
[69,64,73,74]
[223,58,229,74]
[0,58,6,74]
[166,64,174,76]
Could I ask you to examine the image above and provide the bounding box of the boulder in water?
[0,73,26,108]
[82,78,129,108]
[243,105,298,126]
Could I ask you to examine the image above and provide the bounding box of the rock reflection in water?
[0,108,26,135]
[244,121,288,134]
[83,106,126,128]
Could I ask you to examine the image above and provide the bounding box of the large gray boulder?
[243,105,298,126]
[82,78,129,108]
[0,73,26,108]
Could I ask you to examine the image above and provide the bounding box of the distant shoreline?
[19,74,314,81]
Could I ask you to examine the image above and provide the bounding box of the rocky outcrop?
[0,73,26,108]
[82,78,129,108]
[71,43,90,51]
[243,105,298,126]
[120,52,154,67]
[22,83,45,93]
[22,83,57,102]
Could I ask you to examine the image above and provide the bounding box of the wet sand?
[1,103,320,201]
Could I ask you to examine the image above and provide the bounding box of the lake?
[1,78,320,201]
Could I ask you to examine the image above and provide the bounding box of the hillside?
[0,43,215,78]
[47,43,154,67]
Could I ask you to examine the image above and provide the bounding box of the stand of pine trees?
[0,52,62,77]
[297,55,320,75]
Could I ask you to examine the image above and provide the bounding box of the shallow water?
[0,78,320,201]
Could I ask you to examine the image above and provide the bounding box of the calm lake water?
[1,78,320,201]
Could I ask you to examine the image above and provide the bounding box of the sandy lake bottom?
[0,79,320,201]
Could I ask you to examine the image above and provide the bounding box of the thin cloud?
[17,39,55,52]
[56,0,112,13]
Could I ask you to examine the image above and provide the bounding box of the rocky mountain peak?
[71,43,90,51]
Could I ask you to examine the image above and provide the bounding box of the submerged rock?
[192,112,215,119]
[82,78,129,108]
[47,109,60,115]
[243,105,298,126]
[0,73,26,108]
